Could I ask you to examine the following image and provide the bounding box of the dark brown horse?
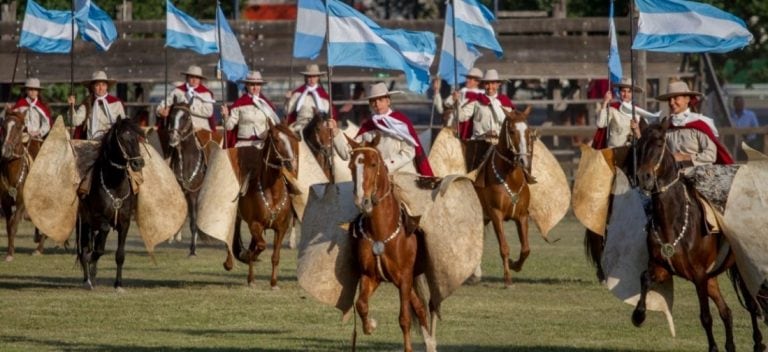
[346,135,433,352]
[167,102,209,256]
[224,122,298,289]
[472,106,535,287]
[0,111,45,261]
[633,121,765,352]
[77,117,145,290]
[302,110,336,182]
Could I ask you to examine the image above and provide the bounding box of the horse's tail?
[583,229,606,282]
[727,265,768,321]
[231,215,248,264]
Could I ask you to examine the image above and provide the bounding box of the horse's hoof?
[115,287,126,294]
[248,281,257,289]
[753,343,765,352]
[271,285,280,291]
[4,255,13,262]
[31,250,42,256]
[223,261,234,271]
[187,253,197,258]
[83,281,94,290]
[465,275,481,285]
[364,318,377,334]
[510,261,523,273]
[631,310,646,327]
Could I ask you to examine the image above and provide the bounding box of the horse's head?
[500,106,535,168]
[1,111,26,160]
[306,108,334,151]
[636,119,678,193]
[347,133,386,214]
[105,116,145,172]
[265,121,299,174]
[168,101,193,147]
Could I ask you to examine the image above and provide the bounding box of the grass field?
[0,215,762,351]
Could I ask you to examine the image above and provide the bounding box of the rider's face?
[186,75,201,87]
[466,77,480,89]
[619,87,632,102]
[483,81,500,95]
[305,75,320,86]
[668,95,691,114]
[369,96,391,115]
[92,82,108,96]
[26,88,39,100]
[246,83,262,96]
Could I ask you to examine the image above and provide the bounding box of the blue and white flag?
[75,0,118,51]
[216,5,248,82]
[166,1,218,55]
[20,0,75,54]
[607,0,622,84]
[452,0,502,57]
[293,0,326,60]
[437,3,482,86]
[327,0,436,93]
[632,0,753,53]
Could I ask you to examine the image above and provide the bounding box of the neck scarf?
[295,84,328,113]
[371,109,418,147]
[185,84,216,104]
[671,108,719,137]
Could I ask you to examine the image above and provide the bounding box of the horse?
[167,102,209,256]
[223,122,298,289]
[346,134,433,352]
[77,117,145,290]
[0,111,46,261]
[302,110,335,182]
[471,106,535,287]
[633,121,765,352]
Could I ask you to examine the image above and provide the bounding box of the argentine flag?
[166,1,218,55]
[20,0,75,54]
[216,5,248,82]
[327,0,436,94]
[632,0,753,53]
[607,0,622,84]
[438,0,502,86]
[293,0,326,60]
[75,0,118,51]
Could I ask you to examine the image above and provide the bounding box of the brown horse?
[0,111,46,261]
[472,106,535,287]
[167,102,209,256]
[302,110,336,182]
[633,121,765,352]
[224,122,298,288]
[346,135,432,352]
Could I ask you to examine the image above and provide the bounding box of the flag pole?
[628,0,638,186]
[216,1,228,149]
[70,0,75,97]
[324,0,336,183]
[450,0,461,137]
[7,46,21,104]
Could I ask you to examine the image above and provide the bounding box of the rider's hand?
[451,90,460,102]
[603,90,613,105]
[284,90,293,99]
[673,152,692,162]
[158,107,170,118]
[67,95,76,106]
[432,78,441,92]
[220,105,229,117]
[326,119,339,137]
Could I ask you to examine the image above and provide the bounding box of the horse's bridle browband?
[264,131,295,170]
[169,105,198,143]
[648,142,681,194]
[351,147,393,205]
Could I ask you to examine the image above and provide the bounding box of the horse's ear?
[639,117,649,134]
[660,116,671,133]
[371,132,382,147]
[345,134,359,149]
[172,95,177,106]
[522,105,532,118]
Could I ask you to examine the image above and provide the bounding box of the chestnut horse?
[472,106,535,287]
[0,111,45,261]
[302,110,335,182]
[224,122,298,288]
[633,121,765,352]
[347,135,433,352]
[167,102,209,256]
[77,117,145,290]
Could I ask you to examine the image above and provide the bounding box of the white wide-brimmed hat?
[365,82,402,100]
[655,81,703,101]
[301,64,326,76]
[239,71,266,84]
[462,67,483,80]
[83,70,117,86]
[24,78,41,90]
[180,65,207,79]
[480,69,507,82]
[614,77,644,93]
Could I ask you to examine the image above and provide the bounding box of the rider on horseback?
[68,71,125,140]
[593,77,660,149]
[155,65,218,136]
[284,64,337,135]
[457,69,516,144]
[433,68,485,139]
[221,71,280,149]
[330,82,433,176]
[6,78,52,139]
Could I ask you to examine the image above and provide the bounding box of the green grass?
[0,215,762,351]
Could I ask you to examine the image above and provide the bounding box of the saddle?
[228,146,301,197]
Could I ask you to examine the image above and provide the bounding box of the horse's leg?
[490,213,511,287]
[509,215,530,272]
[706,277,734,352]
[738,273,766,352]
[632,269,653,326]
[397,276,415,352]
[356,274,381,335]
[114,220,130,291]
[246,221,266,287]
[584,229,606,282]
[78,221,93,290]
[90,226,110,285]
[269,223,289,289]
[693,274,719,352]
[223,216,242,271]
[409,282,434,352]
[187,193,198,257]
[33,228,45,256]
[3,198,15,261]
[286,216,298,249]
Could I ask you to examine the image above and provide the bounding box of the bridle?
[169,105,197,145]
[107,128,144,170]
[352,147,392,208]
[643,140,681,194]
[168,105,205,192]
[264,129,296,170]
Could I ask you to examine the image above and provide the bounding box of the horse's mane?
[4,110,25,124]
[99,117,145,155]
[271,122,299,142]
